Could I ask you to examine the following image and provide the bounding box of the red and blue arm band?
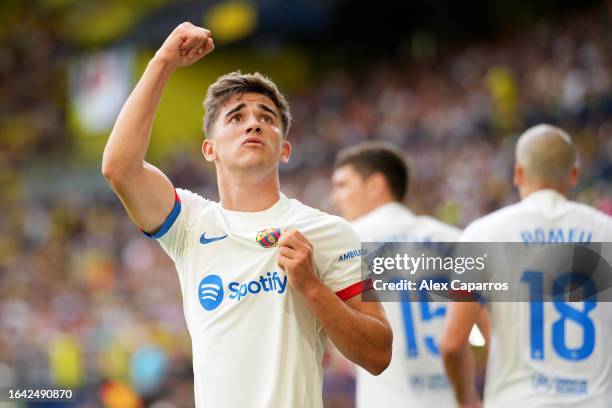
[141,190,182,239]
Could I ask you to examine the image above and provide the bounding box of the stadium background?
[1,0,611,406]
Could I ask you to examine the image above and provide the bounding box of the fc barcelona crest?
[256,227,281,248]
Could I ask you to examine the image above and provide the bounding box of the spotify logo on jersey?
[198,274,224,311]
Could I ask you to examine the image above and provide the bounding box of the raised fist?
[153,22,214,69]
[277,229,319,293]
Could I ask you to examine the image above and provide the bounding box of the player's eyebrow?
[225,103,246,118]
[224,103,278,119]
[259,104,278,117]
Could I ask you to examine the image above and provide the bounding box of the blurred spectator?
[0,4,610,407]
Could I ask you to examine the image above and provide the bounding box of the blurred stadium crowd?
[1,4,611,408]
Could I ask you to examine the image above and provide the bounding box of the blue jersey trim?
[141,191,181,239]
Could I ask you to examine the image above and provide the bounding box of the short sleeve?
[314,217,370,301]
[459,220,492,243]
[460,224,476,243]
[443,225,462,242]
[142,188,209,262]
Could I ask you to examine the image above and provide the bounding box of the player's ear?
[202,138,217,161]
[513,163,523,188]
[367,172,387,198]
[280,140,291,163]
[569,166,579,188]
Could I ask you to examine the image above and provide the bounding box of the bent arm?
[102,23,213,234]
[301,284,392,375]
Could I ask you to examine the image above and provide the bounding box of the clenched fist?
[277,229,320,293]
[153,22,214,70]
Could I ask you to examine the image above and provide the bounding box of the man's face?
[332,164,371,221]
[203,92,290,172]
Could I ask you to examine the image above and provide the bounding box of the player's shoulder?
[175,188,214,216]
[566,199,612,221]
[416,215,462,239]
[462,202,524,237]
[288,197,358,237]
[566,200,612,235]
[176,187,209,203]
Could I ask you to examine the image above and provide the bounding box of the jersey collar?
[522,189,568,205]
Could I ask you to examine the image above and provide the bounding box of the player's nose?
[245,117,262,134]
[246,125,262,134]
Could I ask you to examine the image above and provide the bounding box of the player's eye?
[261,114,273,124]
[230,114,241,123]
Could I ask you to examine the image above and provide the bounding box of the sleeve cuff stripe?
[141,191,181,239]
[449,289,486,304]
[335,279,373,301]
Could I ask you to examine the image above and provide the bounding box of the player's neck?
[217,169,281,211]
[354,198,397,220]
[368,195,397,213]
[520,184,569,200]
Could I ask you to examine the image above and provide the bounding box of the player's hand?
[277,229,320,293]
[153,22,214,70]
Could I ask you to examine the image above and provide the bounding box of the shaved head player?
[441,124,612,407]
[102,22,391,407]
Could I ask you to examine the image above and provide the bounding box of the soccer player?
[101,23,392,407]
[441,124,612,407]
[332,142,486,408]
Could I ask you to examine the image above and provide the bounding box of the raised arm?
[102,22,214,233]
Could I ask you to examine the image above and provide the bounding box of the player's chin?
[235,155,273,170]
[238,145,268,161]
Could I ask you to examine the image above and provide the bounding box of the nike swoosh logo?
[199,233,228,245]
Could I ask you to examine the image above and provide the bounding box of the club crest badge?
[256,227,281,248]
